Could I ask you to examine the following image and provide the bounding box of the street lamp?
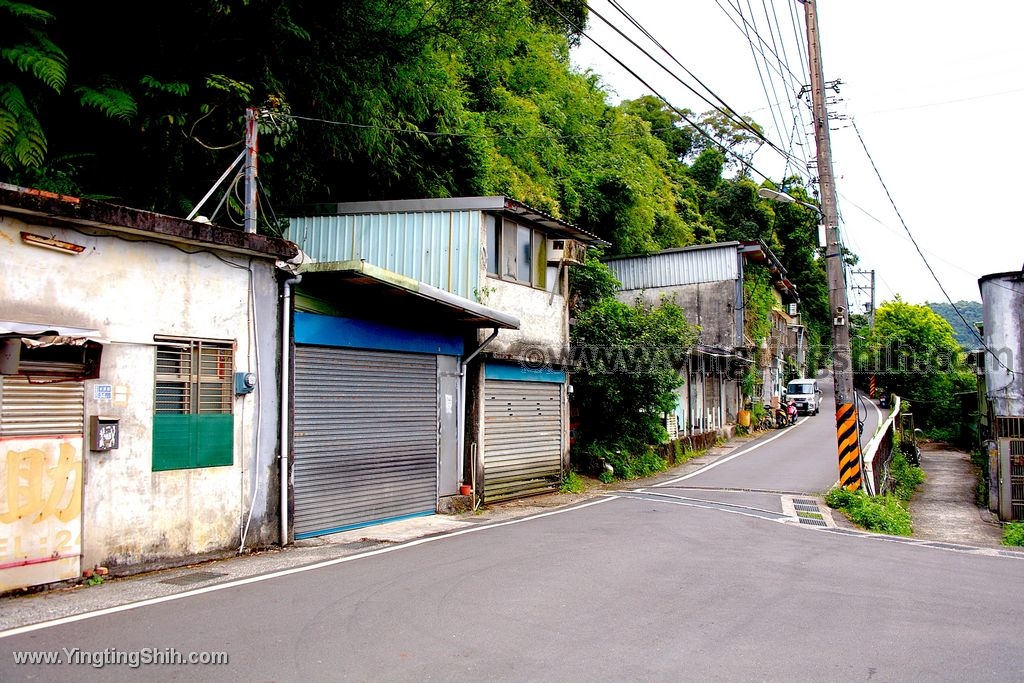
[757,187,823,216]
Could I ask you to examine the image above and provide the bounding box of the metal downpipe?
[279,274,301,546]
[459,328,500,490]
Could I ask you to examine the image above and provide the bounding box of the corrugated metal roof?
[287,196,608,246]
[605,243,740,290]
[288,210,479,299]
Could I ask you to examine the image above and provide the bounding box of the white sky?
[570,0,1024,307]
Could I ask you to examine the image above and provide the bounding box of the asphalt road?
[5,374,1017,682]
[669,375,882,496]
[2,492,1021,682]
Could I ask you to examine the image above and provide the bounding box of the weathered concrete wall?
[616,280,738,348]
[1,215,281,570]
[480,274,568,364]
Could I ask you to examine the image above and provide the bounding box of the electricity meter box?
[90,415,120,451]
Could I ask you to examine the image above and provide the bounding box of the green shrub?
[971,448,989,507]
[559,470,586,494]
[577,438,667,481]
[825,486,913,536]
[889,451,925,501]
[1002,521,1024,547]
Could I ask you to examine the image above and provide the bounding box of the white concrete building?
[0,184,298,591]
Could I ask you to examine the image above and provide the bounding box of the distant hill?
[927,300,983,349]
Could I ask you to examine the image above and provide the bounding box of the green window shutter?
[153,339,235,471]
[153,414,195,471]
[194,414,234,467]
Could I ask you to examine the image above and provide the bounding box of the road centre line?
[627,488,788,517]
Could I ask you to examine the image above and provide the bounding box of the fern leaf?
[1,40,67,91]
[0,84,47,168]
[0,1,55,23]
[74,85,137,121]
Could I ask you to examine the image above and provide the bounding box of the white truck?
[785,378,821,415]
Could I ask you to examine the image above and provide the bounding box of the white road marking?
[0,496,618,639]
[652,418,806,487]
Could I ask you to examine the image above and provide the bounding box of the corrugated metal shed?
[288,210,479,300]
[604,242,741,291]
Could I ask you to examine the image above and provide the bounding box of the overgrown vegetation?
[1003,521,1024,547]
[853,298,976,445]
[568,254,696,480]
[825,488,913,536]
[824,451,924,536]
[971,447,989,508]
[559,469,587,495]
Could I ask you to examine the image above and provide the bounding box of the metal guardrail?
[861,395,901,496]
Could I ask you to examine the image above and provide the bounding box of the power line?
[850,118,1014,376]
[542,0,783,181]
[735,0,788,149]
[716,0,806,89]
[588,1,808,175]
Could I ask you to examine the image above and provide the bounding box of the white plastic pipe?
[279,274,301,546]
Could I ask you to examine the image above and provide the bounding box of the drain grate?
[793,499,818,506]
[793,504,820,512]
[798,517,828,527]
[159,571,227,586]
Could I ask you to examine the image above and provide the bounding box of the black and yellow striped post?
[869,374,876,399]
[836,403,862,490]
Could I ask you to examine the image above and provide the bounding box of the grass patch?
[796,511,823,520]
[825,487,913,536]
[559,470,587,494]
[889,450,926,501]
[1002,521,1024,547]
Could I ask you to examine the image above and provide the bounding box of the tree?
[856,298,975,435]
[927,301,984,350]
[568,254,698,476]
[0,1,67,171]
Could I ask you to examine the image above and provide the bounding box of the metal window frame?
[154,337,233,415]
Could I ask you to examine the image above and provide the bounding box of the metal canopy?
[0,321,108,344]
[297,260,520,330]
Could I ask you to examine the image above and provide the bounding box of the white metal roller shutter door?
[483,379,562,502]
[293,346,438,537]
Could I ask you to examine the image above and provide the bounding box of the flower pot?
[459,484,472,496]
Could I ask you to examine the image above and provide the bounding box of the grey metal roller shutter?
[483,380,562,502]
[0,377,85,437]
[293,346,438,538]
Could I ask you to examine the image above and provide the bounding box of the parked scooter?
[785,400,798,426]
[773,404,790,429]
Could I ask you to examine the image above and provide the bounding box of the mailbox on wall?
[90,415,119,451]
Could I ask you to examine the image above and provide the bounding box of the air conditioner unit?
[546,238,587,266]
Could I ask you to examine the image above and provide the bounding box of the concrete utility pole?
[802,0,862,490]
[244,107,259,234]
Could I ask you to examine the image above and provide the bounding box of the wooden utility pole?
[802,0,862,490]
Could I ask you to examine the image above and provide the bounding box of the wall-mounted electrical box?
[90,415,119,451]
[235,371,257,395]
